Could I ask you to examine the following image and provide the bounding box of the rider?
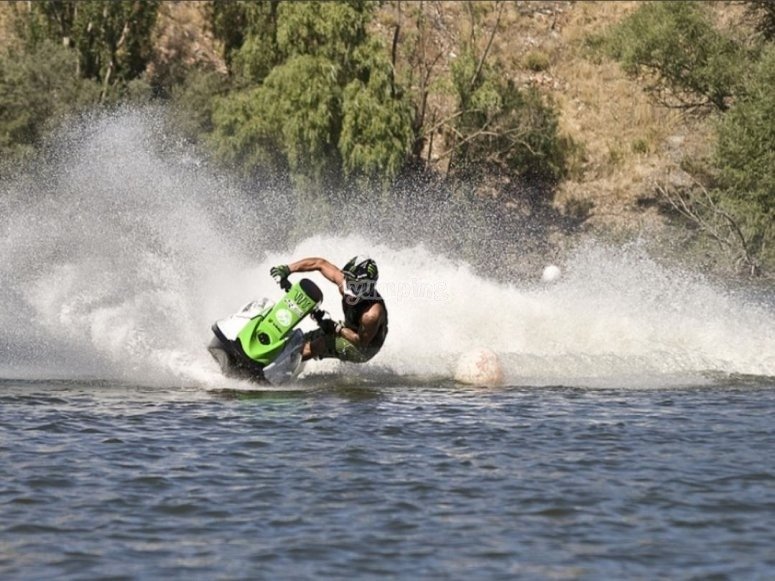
[270,256,388,363]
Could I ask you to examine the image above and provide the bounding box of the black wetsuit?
[342,290,388,357]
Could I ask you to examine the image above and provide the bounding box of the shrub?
[447,48,569,185]
[606,1,746,110]
[0,41,99,163]
[713,44,775,270]
[523,50,550,72]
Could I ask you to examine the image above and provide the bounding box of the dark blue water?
[2,377,774,579]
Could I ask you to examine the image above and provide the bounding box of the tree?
[436,3,568,191]
[276,0,372,67]
[606,1,745,111]
[713,44,775,271]
[208,1,250,69]
[255,54,344,189]
[657,176,764,276]
[210,1,413,194]
[9,0,160,101]
[0,40,99,164]
[445,47,567,186]
[208,0,281,83]
[71,1,159,100]
[655,44,775,276]
[168,68,229,143]
[339,39,414,188]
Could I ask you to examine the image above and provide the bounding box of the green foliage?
[10,0,159,98]
[210,86,287,178]
[72,0,159,98]
[447,48,568,184]
[211,54,342,188]
[210,0,412,192]
[602,0,772,272]
[260,54,344,187]
[211,1,281,83]
[716,46,775,212]
[211,1,376,83]
[208,1,250,67]
[276,1,374,68]
[713,44,775,269]
[0,40,99,163]
[606,1,745,110]
[339,40,414,187]
[169,68,229,142]
[231,30,278,85]
[10,1,76,50]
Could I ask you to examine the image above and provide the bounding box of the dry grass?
[376,1,719,231]
[546,2,681,228]
[0,4,21,50]
[496,1,725,233]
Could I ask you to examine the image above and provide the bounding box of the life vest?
[341,290,388,350]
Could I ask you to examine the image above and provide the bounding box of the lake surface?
[2,376,774,580]
[3,103,775,580]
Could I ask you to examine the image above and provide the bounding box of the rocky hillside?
[507,1,724,235]
[375,0,724,235]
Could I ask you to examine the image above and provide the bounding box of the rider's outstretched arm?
[287,257,345,288]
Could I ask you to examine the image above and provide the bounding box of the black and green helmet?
[342,256,378,283]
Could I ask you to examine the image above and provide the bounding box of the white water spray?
[1,108,773,387]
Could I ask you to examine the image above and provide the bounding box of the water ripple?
[0,381,773,578]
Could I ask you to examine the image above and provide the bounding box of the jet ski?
[208,277,328,385]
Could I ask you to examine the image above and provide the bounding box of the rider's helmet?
[342,256,378,299]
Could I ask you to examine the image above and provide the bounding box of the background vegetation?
[1,1,772,277]
[601,0,773,274]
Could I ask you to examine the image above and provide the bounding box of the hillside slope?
[1,1,750,253]
[374,1,725,236]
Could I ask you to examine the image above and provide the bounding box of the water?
[2,379,774,579]
[1,108,775,578]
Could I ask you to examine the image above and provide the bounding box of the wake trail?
[1,107,773,388]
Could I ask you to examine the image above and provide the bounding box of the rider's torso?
[342,291,388,349]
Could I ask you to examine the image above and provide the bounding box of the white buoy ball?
[541,264,562,283]
[454,348,504,386]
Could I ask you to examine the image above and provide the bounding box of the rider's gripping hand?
[270,264,291,281]
[320,319,343,336]
[319,319,336,335]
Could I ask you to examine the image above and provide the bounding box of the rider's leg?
[302,334,328,361]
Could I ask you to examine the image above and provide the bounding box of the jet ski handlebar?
[275,275,330,329]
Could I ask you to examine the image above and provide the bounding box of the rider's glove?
[270,264,291,281]
[320,319,343,336]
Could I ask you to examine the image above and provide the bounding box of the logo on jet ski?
[284,297,306,318]
[275,309,292,328]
